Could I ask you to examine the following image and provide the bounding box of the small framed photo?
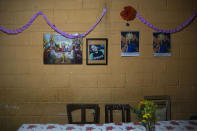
[86,38,108,65]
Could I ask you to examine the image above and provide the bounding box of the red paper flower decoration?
[120,6,137,21]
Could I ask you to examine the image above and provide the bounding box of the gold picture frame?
[86,38,108,65]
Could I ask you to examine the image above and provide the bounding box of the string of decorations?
[0,8,107,39]
[0,6,196,36]
[136,13,197,33]
[120,6,197,33]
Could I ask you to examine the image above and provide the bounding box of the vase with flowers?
[130,101,157,131]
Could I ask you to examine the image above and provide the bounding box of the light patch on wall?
[0,104,20,110]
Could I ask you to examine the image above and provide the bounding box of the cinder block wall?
[0,0,197,130]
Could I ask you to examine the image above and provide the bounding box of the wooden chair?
[67,104,100,124]
[105,104,131,123]
[144,95,171,121]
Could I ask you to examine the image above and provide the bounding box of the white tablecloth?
[18,120,197,131]
[18,122,145,131]
[155,120,197,131]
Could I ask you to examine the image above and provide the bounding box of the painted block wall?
[0,0,197,130]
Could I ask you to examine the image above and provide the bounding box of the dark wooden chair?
[144,95,171,121]
[105,104,131,123]
[67,104,100,124]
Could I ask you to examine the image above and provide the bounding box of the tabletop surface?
[18,120,197,131]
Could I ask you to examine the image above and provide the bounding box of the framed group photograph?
[86,38,108,65]
[121,31,140,56]
[43,34,82,64]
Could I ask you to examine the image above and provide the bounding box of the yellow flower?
[143,113,151,119]
[131,100,157,125]
[138,101,146,108]
[141,119,147,123]
[143,114,148,119]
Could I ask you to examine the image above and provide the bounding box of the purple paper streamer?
[0,8,107,39]
[136,13,197,33]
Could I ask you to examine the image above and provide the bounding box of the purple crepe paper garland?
[0,8,107,39]
[0,8,196,36]
[136,13,197,33]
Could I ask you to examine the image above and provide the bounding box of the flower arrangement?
[130,101,157,131]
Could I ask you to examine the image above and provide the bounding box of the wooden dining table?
[18,120,197,131]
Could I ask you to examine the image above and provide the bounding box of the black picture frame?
[86,38,108,65]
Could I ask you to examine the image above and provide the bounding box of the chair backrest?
[67,104,100,124]
[105,104,131,123]
[144,95,171,121]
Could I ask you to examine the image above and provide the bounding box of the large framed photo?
[43,34,82,64]
[86,38,108,65]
